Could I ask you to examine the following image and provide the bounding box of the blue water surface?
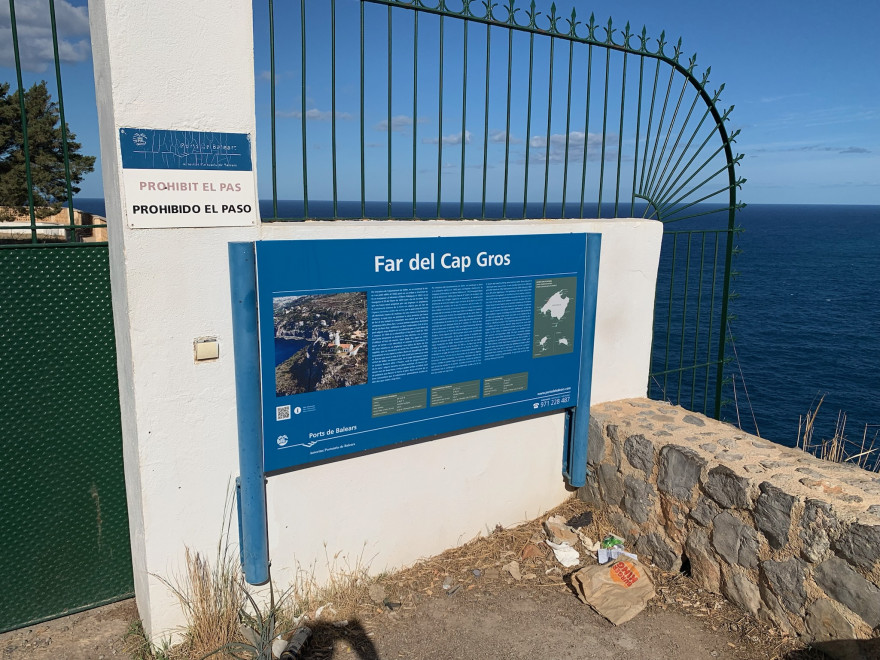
[730,203,880,447]
[274,338,310,367]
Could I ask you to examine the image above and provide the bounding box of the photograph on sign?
[273,292,368,395]
[252,234,600,473]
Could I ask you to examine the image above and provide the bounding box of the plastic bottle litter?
[597,547,638,564]
[600,535,625,549]
[596,535,637,564]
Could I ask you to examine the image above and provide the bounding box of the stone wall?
[0,207,108,242]
[578,399,880,652]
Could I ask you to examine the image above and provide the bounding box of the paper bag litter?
[571,558,655,625]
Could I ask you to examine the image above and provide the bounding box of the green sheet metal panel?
[0,245,133,633]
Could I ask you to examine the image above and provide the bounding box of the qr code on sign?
[276,405,291,421]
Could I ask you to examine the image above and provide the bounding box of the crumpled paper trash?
[543,515,580,545]
[577,531,601,553]
[546,540,581,567]
[571,558,655,625]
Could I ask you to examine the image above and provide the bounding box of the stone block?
[608,425,623,468]
[685,529,721,593]
[721,568,761,617]
[760,460,785,470]
[658,445,706,501]
[622,475,655,524]
[682,414,706,427]
[754,481,796,550]
[813,557,880,628]
[799,499,838,564]
[758,583,798,636]
[703,464,754,509]
[711,511,759,569]
[833,522,880,572]
[634,532,680,571]
[607,509,640,541]
[803,599,879,660]
[805,598,857,643]
[761,558,807,615]
[659,494,688,544]
[597,463,624,508]
[607,424,621,445]
[576,470,601,507]
[586,415,605,466]
[689,497,720,527]
[623,433,654,475]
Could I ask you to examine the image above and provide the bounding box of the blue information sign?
[249,234,600,473]
[119,128,252,171]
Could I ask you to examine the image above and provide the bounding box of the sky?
[1,0,878,206]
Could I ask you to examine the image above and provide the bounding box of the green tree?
[0,80,95,218]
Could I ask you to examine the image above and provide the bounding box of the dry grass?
[127,492,247,660]
[165,546,244,658]
[797,395,880,472]
[280,545,375,624]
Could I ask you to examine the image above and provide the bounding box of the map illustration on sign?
[273,292,368,395]
[532,277,577,358]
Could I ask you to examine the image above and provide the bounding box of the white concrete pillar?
[89,0,260,635]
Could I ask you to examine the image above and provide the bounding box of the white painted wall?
[90,0,663,637]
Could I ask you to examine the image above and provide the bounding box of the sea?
[74,198,879,451]
[275,338,311,365]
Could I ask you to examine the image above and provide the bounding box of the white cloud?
[374,115,429,133]
[528,131,609,162]
[423,130,472,146]
[490,130,522,144]
[276,108,353,121]
[748,141,873,155]
[0,0,90,73]
[257,70,294,84]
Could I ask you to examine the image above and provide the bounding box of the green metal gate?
[255,0,745,418]
[1,0,133,633]
[0,246,133,633]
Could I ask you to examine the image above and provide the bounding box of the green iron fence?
[0,0,132,633]
[1,0,107,247]
[255,0,745,417]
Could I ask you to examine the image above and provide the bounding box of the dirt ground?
[308,582,790,660]
[0,599,137,660]
[1,586,777,660]
[0,498,836,660]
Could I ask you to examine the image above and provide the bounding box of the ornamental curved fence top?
[257,0,746,419]
[257,0,745,226]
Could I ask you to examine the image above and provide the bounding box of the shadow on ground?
[784,637,880,660]
[300,619,380,660]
